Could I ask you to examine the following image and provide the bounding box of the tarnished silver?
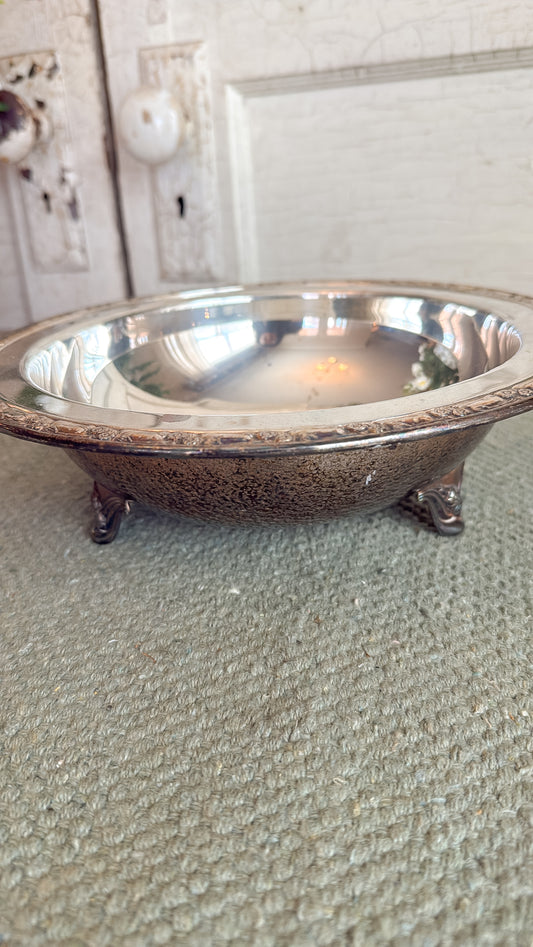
[0,281,531,539]
[416,464,465,536]
[91,482,131,545]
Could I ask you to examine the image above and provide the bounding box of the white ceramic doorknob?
[118,87,184,165]
[0,90,39,164]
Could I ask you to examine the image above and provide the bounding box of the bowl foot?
[91,482,131,544]
[413,463,465,536]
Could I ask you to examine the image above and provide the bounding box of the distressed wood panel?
[211,0,533,78]
[0,0,125,329]
[228,55,533,293]
[98,2,225,297]
[99,0,533,297]
[139,43,219,283]
[0,50,89,273]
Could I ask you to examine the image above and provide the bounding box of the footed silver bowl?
[0,280,531,542]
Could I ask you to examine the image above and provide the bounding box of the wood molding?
[226,45,533,281]
[231,46,533,98]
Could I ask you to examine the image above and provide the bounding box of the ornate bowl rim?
[0,279,532,457]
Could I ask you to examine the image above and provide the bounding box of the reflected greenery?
[404,341,459,395]
[114,353,170,400]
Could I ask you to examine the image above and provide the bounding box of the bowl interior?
[21,291,521,417]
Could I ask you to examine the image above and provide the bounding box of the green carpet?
[0,413,532,946]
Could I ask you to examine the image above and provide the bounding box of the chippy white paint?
[4,0,533,327]
[138,42,220,285]
[228,47,533,290]
[0,0,125,329]
[100,0,533,294]
[0,51,89,273]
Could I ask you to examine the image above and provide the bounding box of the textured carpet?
[0,414,532,947]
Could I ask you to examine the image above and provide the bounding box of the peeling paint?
[67,194,79,220]
[46,58,60,81]
[139,42,219,281]
[0,49,88,273]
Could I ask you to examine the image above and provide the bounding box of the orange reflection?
[314,358,350,375]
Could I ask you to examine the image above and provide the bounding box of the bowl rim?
[0,279,532,457]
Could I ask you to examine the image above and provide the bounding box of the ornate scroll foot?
[90,482,131,544]
[414,463,465,536]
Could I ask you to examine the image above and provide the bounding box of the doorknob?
[118,87,184,165]
[0,90,51,164]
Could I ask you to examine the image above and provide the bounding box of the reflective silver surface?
[31,313,462,415]
[0,281,531,453]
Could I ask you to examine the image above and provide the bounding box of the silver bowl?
[0,280,531,542]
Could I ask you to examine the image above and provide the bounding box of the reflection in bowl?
[0,281,531,542]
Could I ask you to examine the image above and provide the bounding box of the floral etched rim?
[0,280,532,456]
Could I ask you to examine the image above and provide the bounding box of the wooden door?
[0,0,127,330]
[3,1,533,331]
[99,1,533,297]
